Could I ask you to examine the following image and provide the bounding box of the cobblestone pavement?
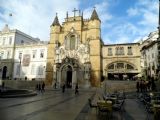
[0,88,154,120]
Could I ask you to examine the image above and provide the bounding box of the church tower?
[46,8,102,87]
[88,8,102,86]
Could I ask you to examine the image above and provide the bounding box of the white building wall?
[13,44,47,80]
[145,43,158,77]
[0,25,43,80]
[140,31,158,79]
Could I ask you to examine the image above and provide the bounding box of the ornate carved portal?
[54,57,91,88]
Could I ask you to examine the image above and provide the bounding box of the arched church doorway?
[2,66,7,80]
[55,57,90,89]
[66,66,72,88]
[61,65,73,88]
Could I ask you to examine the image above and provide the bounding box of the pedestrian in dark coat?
[151,77,156,91]
[136,81,140,92]
[75,84,79,94]
[54,82,57,89]
[62,84,65,93]
[38,83,41,92]
[140,80,143,92]
[36,84,39,91]
[42,82,45,92]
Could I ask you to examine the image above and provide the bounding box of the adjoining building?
[13,42,47,81]
[0,24,40,80]
[102,43,141,80]
[140,31,158,79]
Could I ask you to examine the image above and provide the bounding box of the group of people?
[136,77,156,92]
[36,82,45,93]
[61,83,79,94]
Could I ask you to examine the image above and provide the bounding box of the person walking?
[75,83,79,95]
[54,82,57,89]
[62,84,65,93]
[42,82,45,92]
[35,83,39,91]
[151,77,156,91]
[38,83,41,92]
[136,80,140,92]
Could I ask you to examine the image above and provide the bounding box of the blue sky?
[0,0,158,44]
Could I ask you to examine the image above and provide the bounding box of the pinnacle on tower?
[52,13,60,26]
[90,7,100,20]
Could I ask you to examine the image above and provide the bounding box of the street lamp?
[19,53,22,80]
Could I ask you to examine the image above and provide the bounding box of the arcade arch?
[105,61,138,80]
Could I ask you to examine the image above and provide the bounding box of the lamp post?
[19,53,22,80]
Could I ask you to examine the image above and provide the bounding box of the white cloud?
[139,10,158,26]
[0,0,79,41]
[127,0,158,27]
[83,1,112,22]
[104,0,158,44]
[103,21,142,44]
[127,8,139,16]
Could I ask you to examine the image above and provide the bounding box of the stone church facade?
[46,9,141,88]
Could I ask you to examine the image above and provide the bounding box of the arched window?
[108,64,114,69]
[65,35,76,50]
[117,63,124,69]
[70,35,76,50]
[127,64,134,69]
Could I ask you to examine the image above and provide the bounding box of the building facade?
[140,31,159,79]
[46,9,142,87]
[102,43,141,80]
[46,9,102,87]
[0,24,39,80]
[13,42,47,80]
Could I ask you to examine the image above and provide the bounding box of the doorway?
[66,66,72,88]
[66,70,72,88]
